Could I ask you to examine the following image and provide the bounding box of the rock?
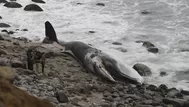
[167,88,183,98]
[133,63,152,76]
[0,57,9,66]
[32,0,45,3]
[0,79,54,107]
[162,98,185,107]
[100,103,112,107]
[147,47,159,53]
[141,10,152,15]
[0,23,11,28]
[142,41,155,48]
[0,0,7,3]
[1,29,8,33]
[24,4,43,11]
[88,31,95,33]
[8,31,15,35]
[11,59,25,68]
[160,71,168,77]
[21,29,28,31]
[181,90,189,95]
[146,85,157,91]
[116,47,127,53]
[96,3,105,6]
[0,16,2,19]
[4,2,22,8]
[112,42,122,45]
[13,41,20,46]
[0,67,15,83]
[55,91,69,103]
[0,49,7,55]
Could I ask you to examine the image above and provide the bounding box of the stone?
[112,42,122,45]
[0,23,11,27]
[55,91,69,103]
[147,47,159,53]
[162,98,185,107]
[13,41,20,46]
[8,31,15,34]
[0,49,7,55]
[0,67,15,83]
[0,16,2,19]
[11,59,25,68]
[133,63,152,76]
[96,3,105,6]
[24,4,43,11]
[32,0,45,3]
[160,71,168,77]
[142,41,155,48]
[181,90,189,95]
[0,0,7,3]
[141,10,152,15]
[4,2,22,8]
[0,57,9,66]
[116,47,127,52]
[1,29,8,33]
[88,31,95,33]
[167,88,183,98]
[146,85,157,91]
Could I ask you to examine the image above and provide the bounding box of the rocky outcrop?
[133,63,152,76]
[24,4,43,11]
[4,2,22,8]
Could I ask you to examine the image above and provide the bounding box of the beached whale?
[43,21,143,84]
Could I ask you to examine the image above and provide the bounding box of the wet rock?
[0,16,2,19]
[88,31,96,33]
[116,47,127,53]
[55,91,69,103]
[21,29,28,31]
[4,2,22,8]
[77,3,83,5]
[0,66,15,83]
[8,31,15,34]
[112,42,122,45]
[96,3,105,6]
[146,85,157,91]
[181,90,189,95]
[13,41,20,46]
[32,0,45,3]
[160,71,168,77]
[162,98,185,107]
[133,63,152,76]
[167,88,183,98]
[11,59,25,68]
[0,23,11,28]
[147,47,159,53]
[157,84,168,96]
[141,10,152,15]
[0,0,7,3]
[1,29,8,33]
[24,4,43,11]
[142,41,155,48]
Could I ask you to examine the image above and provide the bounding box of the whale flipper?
[44,21,58,43]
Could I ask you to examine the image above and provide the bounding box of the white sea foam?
[1,0,189,90]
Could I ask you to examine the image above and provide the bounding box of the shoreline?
[0,33,188,107]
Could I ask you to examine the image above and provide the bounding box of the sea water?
[1,0,189,90]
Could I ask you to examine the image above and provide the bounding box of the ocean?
[1,0,189,90]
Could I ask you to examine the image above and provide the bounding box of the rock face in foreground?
[0,79,54,107]
[4,2,22,8]
[24,4,43,11]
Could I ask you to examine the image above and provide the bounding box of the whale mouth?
[91,56,116,82]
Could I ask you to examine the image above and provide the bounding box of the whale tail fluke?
[42,21,58,43]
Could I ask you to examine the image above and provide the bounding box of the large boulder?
[0,23,11,28]
[4,2,22,8]
[24,4,43,11]
[133,63,152,76]
[32,0,45,3]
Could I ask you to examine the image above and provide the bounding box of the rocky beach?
[1,0,189,107]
